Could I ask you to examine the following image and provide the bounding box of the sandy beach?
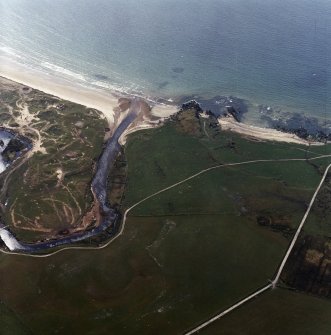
[219,116,322,146]
[0,57,178,126]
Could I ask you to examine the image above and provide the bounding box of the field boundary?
[184,162,331,334]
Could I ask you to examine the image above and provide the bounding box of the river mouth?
[0,128,32,174]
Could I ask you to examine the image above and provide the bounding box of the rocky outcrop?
[181,100,203,114]
[2,138,26,162]
[177,95,248,121]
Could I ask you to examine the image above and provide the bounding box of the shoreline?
[0,57,178,126]
[0,59,326,147]
[0,76,327,252]
[218,116,323,146]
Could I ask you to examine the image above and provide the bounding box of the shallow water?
[0,0,330,125]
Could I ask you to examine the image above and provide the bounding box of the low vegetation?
[1,97,330,333]
[0,78,107,242]
[200,288,331,335]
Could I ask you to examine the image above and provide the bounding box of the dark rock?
[177,95,248,121]
[157,81,169,89]
[4,138,25,152]
[94,74,109,81]
[225,106,241,122]
[262,112,331,142]
[172,67,184,73]
[181,100,203,113]
[2,138,26,163]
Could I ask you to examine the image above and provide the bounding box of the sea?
[0,0,330,128]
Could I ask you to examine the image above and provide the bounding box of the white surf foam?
[41,62,87,82]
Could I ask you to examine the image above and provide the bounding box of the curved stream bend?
[0,98,143,253]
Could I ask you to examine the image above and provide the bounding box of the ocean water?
[0,0,330,126]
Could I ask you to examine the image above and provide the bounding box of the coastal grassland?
[199,288,331,335]
[302,167,331,237]
[130,161,323,232]
[1,111,330,334]
[123,119,331,207]
[0,79,107,241]
[0,302,31,335]
[0,214,287,335]
[279,168,331,298]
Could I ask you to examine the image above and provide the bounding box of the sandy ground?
[219,116,323,146]
[151,103,178,118]
[0,57,122,125]
[0,57,179,128]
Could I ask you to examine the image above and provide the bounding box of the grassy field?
[1,104,331,334]
[124,121,331,207]
[0,213,288,335]
[199,288,331,335]
[131,162,320,217]
[0,302,31,335]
